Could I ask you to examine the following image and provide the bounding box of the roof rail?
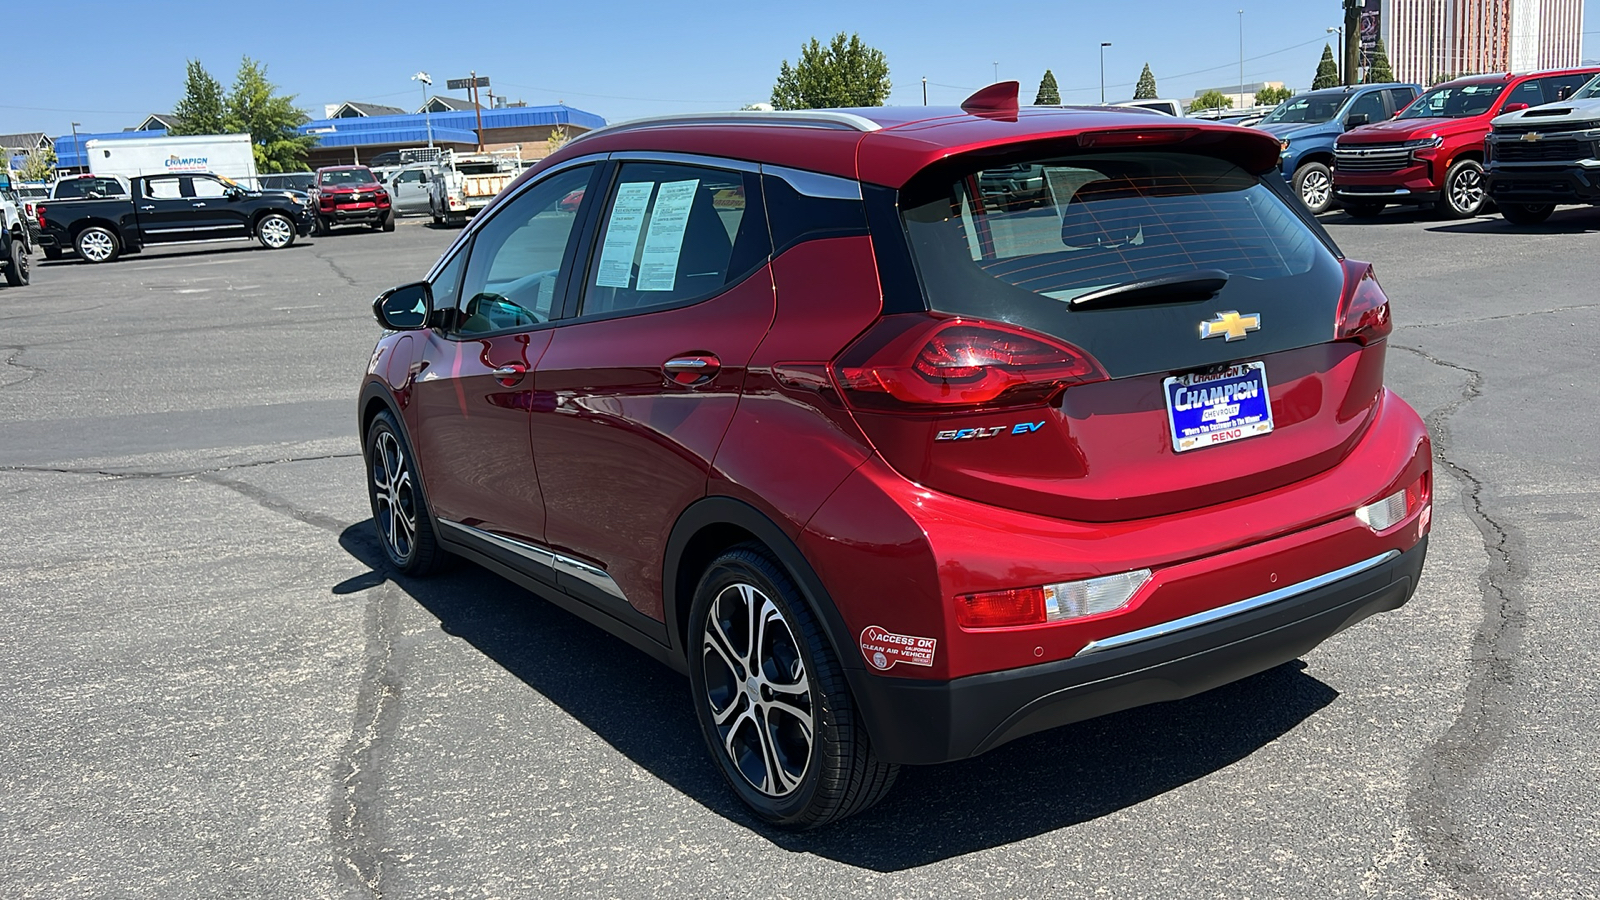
[570,109,883,145]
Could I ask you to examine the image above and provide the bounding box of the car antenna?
[961,81,1021,119]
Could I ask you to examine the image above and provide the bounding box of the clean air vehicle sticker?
[859,626,938,671]
[594,182,655,288]
[636,179,699,291]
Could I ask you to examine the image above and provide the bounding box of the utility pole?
[1238,10,1245,107]
[1100,42,1112,104]
[1328,27,1344,84]
[413,72,434,149]
[69,121,81,175]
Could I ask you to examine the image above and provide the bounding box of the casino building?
[1363,0,1584,86]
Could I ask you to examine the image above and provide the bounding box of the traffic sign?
[446,76,490,90]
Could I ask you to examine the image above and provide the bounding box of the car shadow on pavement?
[338,522,1339,870]
[33,243,310,267]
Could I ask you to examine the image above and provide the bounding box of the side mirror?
[1345,113,1370,128]
[225,186,245,200]
[1502,102,1530,114]
[373,282,433,330]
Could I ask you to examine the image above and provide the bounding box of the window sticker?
[595,182,655,288]
[636,179,700,291]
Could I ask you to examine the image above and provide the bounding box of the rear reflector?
[1355,472,1430,533]
[957,569,1152,629]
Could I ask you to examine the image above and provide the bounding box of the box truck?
[87,133,260,187]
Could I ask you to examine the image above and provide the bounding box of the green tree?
[1312,44,1341,90]
[1364,38,1395,83]
[1034,69,1060,105]
[1256,85,1294,106]
[771,32,891,109]
[17,145,56,182]
[1191,89,1234,112]
[225,57,314,173]
[1134,64,1158,100]
[171,59,229,135]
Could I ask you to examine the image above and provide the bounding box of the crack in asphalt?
[1,345,43,390]
[1396,301,1600,331]
[0,452,361,481]
[315,250,361,288]
[1394,343,1529,900]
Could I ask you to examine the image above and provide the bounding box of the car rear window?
[898,151,1345,376]
[52,177,127,199]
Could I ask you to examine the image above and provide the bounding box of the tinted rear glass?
[900,151,1344,377]
[53,178,127,199]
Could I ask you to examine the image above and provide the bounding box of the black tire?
[1292,161,1335,215]
[42,246,63,261]
[4,238,28,286]
[381,212,396,233]
[1436,158,1487,218]
[1499,202,1555,225]
[688,544,898,828]
[74,226,119,264]
[313,215,330,237]
[256,212,296,250]
[430,202,444,227]
[1344,202,1385,219]
[364,410,448,576]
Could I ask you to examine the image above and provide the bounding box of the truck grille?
[1333,145,1412,173]
[1492,139,1593,163]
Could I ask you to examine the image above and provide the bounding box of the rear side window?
[899,152,1344,375]
[53,177,126,199]
[579,162,767,317]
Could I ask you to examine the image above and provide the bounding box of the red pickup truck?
[1332,68,1600,219]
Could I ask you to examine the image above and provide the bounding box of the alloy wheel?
[79,230,115,262]
[370,430,418,564]
[260,216,294,248]
[1300,170,1331,211]
[700,582,814,797]
[1450,167,1485,215]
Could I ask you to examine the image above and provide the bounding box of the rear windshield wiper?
[1070,269,1230,310]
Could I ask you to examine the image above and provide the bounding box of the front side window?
[144,177,182,200]
[454,165,593,337]
[1260,94,1343,125]
[190,176,228,199]
[579,162,763,317]
[1345,90,1389,124]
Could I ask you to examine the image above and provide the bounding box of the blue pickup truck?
[1254,82,1422,214]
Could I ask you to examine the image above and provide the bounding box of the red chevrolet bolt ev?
[359,83,1431,827]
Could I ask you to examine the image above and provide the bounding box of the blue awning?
[54,129,167,169]
[306,126,479,148]
[298,103,605,144]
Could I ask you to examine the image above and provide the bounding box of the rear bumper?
[1484,164,1600,205]
[852,538,1427,765]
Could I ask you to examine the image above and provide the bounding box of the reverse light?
[834,317,1107,412]
[1336,260,1393,345]
[1355,473,1430,533]
[956,570,1153,629]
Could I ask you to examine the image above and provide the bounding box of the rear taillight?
[1337,259,1393,345]
[956,569,1153,629]
[36,204,46,230]
[834,316,1107,412]
[1355,471,1430,533]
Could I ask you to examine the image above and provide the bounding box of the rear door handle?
[663,354,720,386]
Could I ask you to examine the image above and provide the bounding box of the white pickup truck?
[428,151,521,225]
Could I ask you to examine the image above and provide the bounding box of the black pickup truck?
[37,172,314,263]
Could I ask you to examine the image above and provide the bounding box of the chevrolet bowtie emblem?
[1199,311,1261,342]
[1521,132,1543,142]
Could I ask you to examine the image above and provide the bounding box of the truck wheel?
[430,202,443,227]
[381,212,396,233]
[257,213,296,250]
[75,226,119,264]
[1437,159,1487,218]
[4,238,29,286]
[1499,203,1555,225]
[313,215,330,237]
[1292,162,1335,215]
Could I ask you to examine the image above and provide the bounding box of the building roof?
[329,101,410,119]
[0,132,49,151]
[298,104,606,147]
[55,128,171,168]
[306,125,480,149]
[133,113,184,132]
[419,96,483,113]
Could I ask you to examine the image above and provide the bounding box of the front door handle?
[140,205,156,211]
[192,202,207,207]
[663,354,720,386]
[491,364,527,385]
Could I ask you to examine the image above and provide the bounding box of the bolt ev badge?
[1199,311,1261,342]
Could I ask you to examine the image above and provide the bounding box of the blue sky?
[9,0,1600,138]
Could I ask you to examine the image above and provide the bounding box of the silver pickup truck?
[1484,77,1600,223]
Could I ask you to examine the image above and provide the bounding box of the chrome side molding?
[1074,550,1401,657]
[437,520,629,604]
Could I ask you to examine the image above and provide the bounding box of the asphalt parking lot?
[2,207,1597,899]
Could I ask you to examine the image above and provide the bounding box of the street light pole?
[413,72,434,149]
[1238,10,1245,108]
[1327,27,1344,84]
[1100,42,1112,104]
[992,61,999,83]
[922,76,927,106]
[70,121,81,175]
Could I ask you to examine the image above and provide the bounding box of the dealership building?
[1361,0,1584,86]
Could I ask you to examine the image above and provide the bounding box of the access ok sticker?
[859,626,937,671]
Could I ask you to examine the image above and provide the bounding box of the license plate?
[1163,361,1274,453]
